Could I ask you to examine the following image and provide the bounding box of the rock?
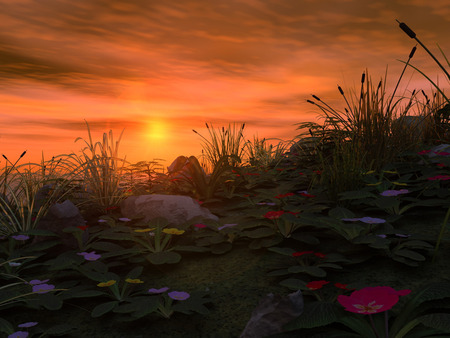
[35,199,87,249]
[240,290,304,338]
[120,194,219,225]
[49,200,80,218]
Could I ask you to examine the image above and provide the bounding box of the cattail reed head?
[361,73,365,84]
[396,20,416,39]
[338,86,344,95]
[409,46,417,59]
[312,95,321,101]
[307,99,315,105]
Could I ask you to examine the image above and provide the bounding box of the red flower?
[436,163,445,168]
[299,172,304,175]
[337,286,411,315]
[417,149,431,155]
[105,206,119,211]
[306,280,329,290]
[314,252,326,258]
[313,170,321,175]
[263,210,285,219]
[286,211,300,216]
[334,282,354,290]
[193,223,207,229]
[292,251,314,257]
[77,225,89,231]
[274,192,294,199]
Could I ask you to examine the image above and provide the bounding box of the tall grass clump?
[68,121,127,211]
[296,63,441,200]
[244,136,292,169]
[193,122,246,171]
[0,153,76,235]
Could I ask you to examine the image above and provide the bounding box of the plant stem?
[385,311,389,338]
[432,204,450,262]
[368,314,381,338]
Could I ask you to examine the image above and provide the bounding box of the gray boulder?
[35,199,87,249]
[120,194,219,225]
[240,290,304,338]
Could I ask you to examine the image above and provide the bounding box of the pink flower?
[337,286,411,314]
[427,175,450,181]
[417,149,431,155]
[434,151,450,156]
[193,223,207,229]
[263,210,285,219]
[306,280,329,290]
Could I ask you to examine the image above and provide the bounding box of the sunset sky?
[1,0,449,167]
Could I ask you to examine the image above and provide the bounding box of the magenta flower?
[11,235,30,241]
[338,286,411,315]
[18,322,38,328]
[379,189,409,197]
[8,331,29,338]
[32,283,55,294]
[427,174,450,181]
[77,251,101,261]
[193,223,207,229]
[168,291,190,300]
[148,287,169,294]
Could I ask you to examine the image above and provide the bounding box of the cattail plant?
[192,122,246,170]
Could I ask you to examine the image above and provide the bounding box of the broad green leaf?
[241,227,275,238]
[126,265,143,279]
[45,323,77,335]
[91,300,119,318]
[291,233,320,245]
[38,293,63,310]
[268,246,296,256]
[339,190,376,200]
[328,207,356,219]
[90,241,128,252]
[394,249,426,261]
[172,245,209,252]
[417,313,450,331]
[0,317,13,334]
[284,301,340,330]
[288,266,327,277]
[210,242,232,254]
[266,268,290,277]
[390,282,450,335]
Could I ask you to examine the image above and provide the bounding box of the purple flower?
[168,291,190,300]
[28,279,49,285]
[18,322,38,328]
[218,223,238,230]
[395,233,411,238]
[376,234,387,238]
[148,287,169,294]
[77,251,101,261]
[118,217,132,222]
[380,189,409,197]
[11,235,30,241]
[32,283,55,294]
[8,331,28,338]
[98,219,107,223]
[342,217,385,224]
